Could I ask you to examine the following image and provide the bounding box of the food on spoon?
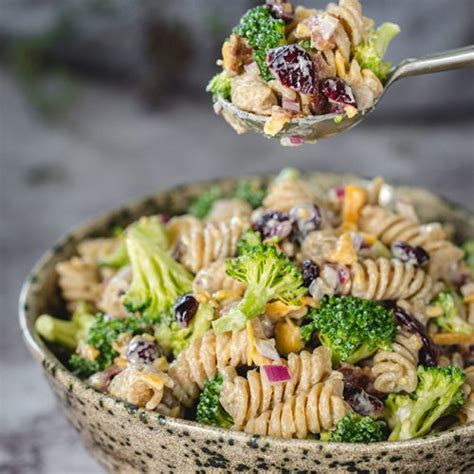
[208,0,399,138]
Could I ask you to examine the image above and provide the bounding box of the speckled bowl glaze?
[20,172,474,473]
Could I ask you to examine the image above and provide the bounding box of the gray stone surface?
[1,66,473,473]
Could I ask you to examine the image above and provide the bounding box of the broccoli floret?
[35,302,95,351]
[233,180,265,209]
[155,303,215,357]
[196,374,234,428]
[354,22,400,82]
[69,313,154,377]
[463,238,474,274]
[322,413,387,443]
[123,216,193,319]
[237,230,263,255]
[99,241,129,269]
[188,186,222,219]
[432,292,474,335]
[206,72,232,102]
[233,5,286,81]
[386,366,465,441]
[300,296,397,364]
[213,243,306,334]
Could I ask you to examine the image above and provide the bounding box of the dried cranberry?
[126,336,159,365]
[159,214,170,223]
[383,301,438,367]
[391,241,430,267]
[267,45,316,95]
[338,364,384,417]
[344,386,385,418]
[302,260,320,287]
[310,85,330,115]
[289,203,322,243]
[174,294,199,327]
[319,78,356,111]
[266,0,294,23]
[252,211,292,241]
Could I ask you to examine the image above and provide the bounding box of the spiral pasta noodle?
[300,230,338,265]
[98,266,132,319]
[219,347,333,427]
[371,330,422,394]
[193,260,246,302]
[77,237,119,263]
[108,366,176,413]
[207,199,253,222]
[168,329,252,407]
[56,257,103,311]
[263,174,314,212]
[167,216,249,273]
[358,205,464,279]
[350,258,434,302]
[243,373,346,438]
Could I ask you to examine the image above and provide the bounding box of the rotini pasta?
[207,199,253,222]
[98,266,131,319]
[358,205,464,279]
[219,347,333,427]
[193,260,246,302]
[371,330,422,393]
[263,173,314,212]
[108,366,175,412]
[243,373,346,438]
[77,237,119,263]
[350,258,434,302]
[168,329,253,406]
[167,216,249,273]
[56,257,103,311]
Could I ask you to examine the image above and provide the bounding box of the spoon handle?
[388,46,474,86]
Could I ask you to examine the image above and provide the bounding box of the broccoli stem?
[35,307,95,350]
[36,315,78,350]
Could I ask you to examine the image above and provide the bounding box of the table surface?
[1,67,473,474]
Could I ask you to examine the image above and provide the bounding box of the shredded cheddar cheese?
[342,184,368,231]
[328,232,358,265]
[431,333,474,345]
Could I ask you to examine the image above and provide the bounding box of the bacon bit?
[432,333,474,345]
[328,233,358,265]
[342,185,368,231]
[264,107,291,136]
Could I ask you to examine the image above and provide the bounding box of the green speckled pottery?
[20,173,474,473]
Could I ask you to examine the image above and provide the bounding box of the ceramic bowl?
[20,172,474,473]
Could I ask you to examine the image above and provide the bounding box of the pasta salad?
[37,169,474,442]
[208,0,400,137]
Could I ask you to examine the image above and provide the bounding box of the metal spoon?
[216,46,474,142]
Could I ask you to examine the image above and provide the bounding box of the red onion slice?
[282,97,301,112]
[263,365,292,383]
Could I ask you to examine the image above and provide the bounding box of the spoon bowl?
[217,46,474,143]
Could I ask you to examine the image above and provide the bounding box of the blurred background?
[1,0,473,472]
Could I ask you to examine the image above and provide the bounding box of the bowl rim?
[19,172,474,451]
